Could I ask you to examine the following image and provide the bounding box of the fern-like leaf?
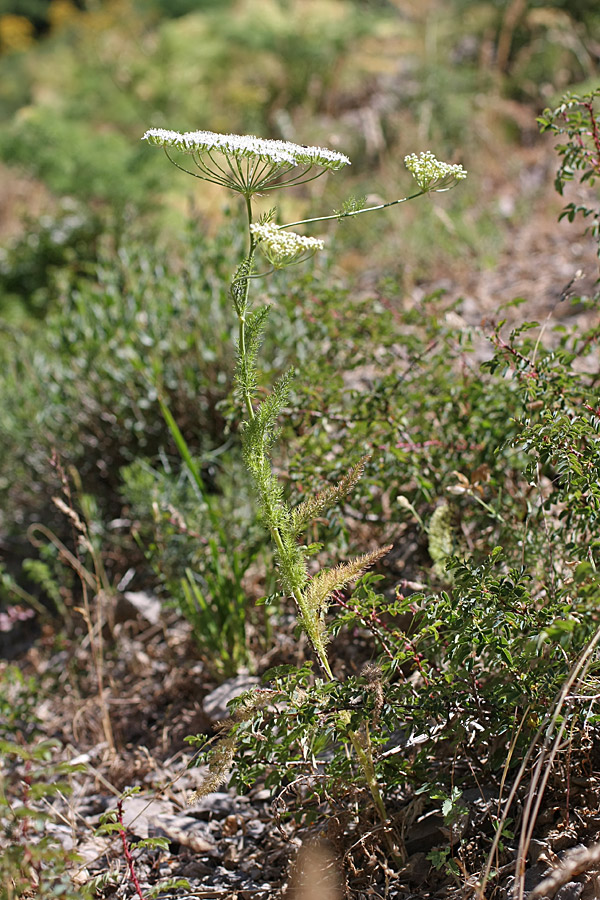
[242,368,295,463]
[304,545,392,620]
[230,255,254,315]
[334,195,367,218]
[291,456,369,535]
[236,305,269,402]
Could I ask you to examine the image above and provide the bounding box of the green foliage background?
[0,0,598,648]
[1,6,600,880]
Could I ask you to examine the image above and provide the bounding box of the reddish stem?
[333,590,431,686]
[116,799,147,900]
[582,100,600,176]
[491,331,538,377]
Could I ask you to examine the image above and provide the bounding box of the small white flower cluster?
[250,222,324,268]
[404,151,467,192]
[143,128,350,171]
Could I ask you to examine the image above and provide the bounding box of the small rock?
[245,819,266,839]
[156,814,218,855]
[555,883,584,900]
[118,591,162,625]
[551,831,580,852]
[45,823,76,851]
[530,839,551,865]
[399,852,430,886]
[223,843,240,867]
[188,791,241,819]
[76,836,112,865]
[582,874,600,900]
[120,795,174,838]
[180,859,213,877]
[404,811,447,855]
[222,814,241,836]
[461,785,497,810]
[202,673,260,722]
[523,862,554,893]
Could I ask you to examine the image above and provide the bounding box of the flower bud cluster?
[250,222,324,268]
[404,151,467,192]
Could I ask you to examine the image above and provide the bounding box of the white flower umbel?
[142,128,350,197]
[404,151,467,192]
[250,222,324,268]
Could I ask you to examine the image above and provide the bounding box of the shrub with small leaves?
[538,87,600,259]
[0,692,89,900]
[96,787,190,900]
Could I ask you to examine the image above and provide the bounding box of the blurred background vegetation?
[2,0,598,288]
[0,0,598,660]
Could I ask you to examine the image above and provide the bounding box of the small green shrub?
[0,107,160,210]
[0,200,103,320]
[0,667,89,900]
[0,663,42,739]
[538,85,600,258]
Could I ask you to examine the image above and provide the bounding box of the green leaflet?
[241,367,295,462]
[236,305,269,402]
[304,545,392,621]
[230,254,254,315]
[291,456,369,535]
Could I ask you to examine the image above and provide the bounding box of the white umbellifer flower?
[250,222,324,268]
[404,151,467,192]
[142,127,350,196]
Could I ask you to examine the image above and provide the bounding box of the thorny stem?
[580,99,600,176]
[116,799,146,900]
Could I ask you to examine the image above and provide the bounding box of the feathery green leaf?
[291,456,369,535]
[236,305,269,402]
[230,254,254,315]
[304,545,392,620]
[242,367,295,462]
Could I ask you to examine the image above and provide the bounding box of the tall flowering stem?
[143,126,466,827]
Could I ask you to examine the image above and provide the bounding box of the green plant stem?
[271,531,334,677]
[234,195,392,832]
[239,315,255,423]
[281,189,426,229]
[473,493,506,524]
[239,195,258,422]
[3,578,47,618]
[238,199,331,674]
[237,202,308,640]
[157,394,222,534]
[348,730,387,822]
